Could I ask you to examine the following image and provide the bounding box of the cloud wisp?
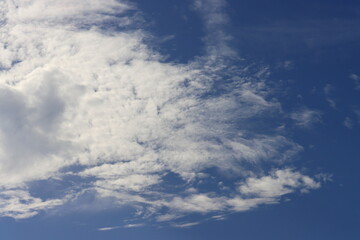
[291,108,322,128]
[0,0,323,224]
[350,73,360,91]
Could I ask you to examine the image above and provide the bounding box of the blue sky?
[0,0,359,239]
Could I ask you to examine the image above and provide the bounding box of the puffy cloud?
[238,169,321,198]
[0,0,323,224]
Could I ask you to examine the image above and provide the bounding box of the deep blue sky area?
[0,0,359,239]
[133,0,205,62]
[134,2,360,235]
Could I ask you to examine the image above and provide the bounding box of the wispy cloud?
[323,84,336,109]
[0,0,323,224]
[172,221,202,228]
[0,189,64,219]
[97,223,144,231]
[344,117,354,129]
[349,73,360,90]
[291,108,322,128]
[192,0,235,57]
[97,226,120,231]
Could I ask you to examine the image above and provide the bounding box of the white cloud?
[323,84,333,95]
[356,112,360,126]
[123,223,145,228]
[141,169,322,219]
[291,108,322,128]
[98,226,119,231]
[5,0,133,28]
[167,194,226,213]
[94,174,161,192]
[238,169,320,198]
[172,221,202,228]
[344,117,354,129]
[0,189,64,219]
[192,0,235,57]
[0,0,324,224]
[350,73,360,90]
[97,223,144,231]
[276,60,294,70]
[156,213,183,222]
[323,84,336,109]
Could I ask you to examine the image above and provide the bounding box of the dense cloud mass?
[0,0,322,224]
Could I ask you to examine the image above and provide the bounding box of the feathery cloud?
[0,0,323,223]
